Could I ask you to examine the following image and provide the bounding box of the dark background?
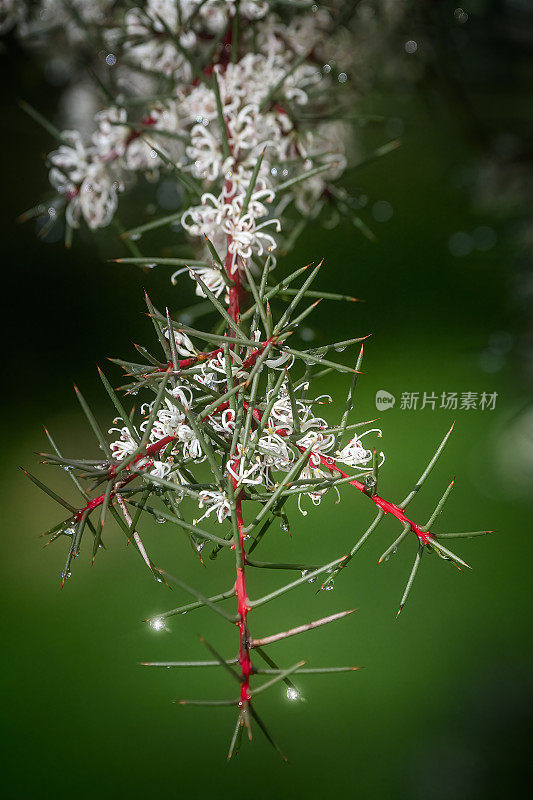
[1,4,531,799]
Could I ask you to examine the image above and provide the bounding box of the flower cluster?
[11,1,365,298]
[109,353,382,519]
[50,12,349,244]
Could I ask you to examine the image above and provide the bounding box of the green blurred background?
[1,5,531,798]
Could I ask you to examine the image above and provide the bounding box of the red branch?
[72,435,175,522]
[230,469,252,706]
[158,337,277,375]
[302,451,432,546]
[74,340,272,524]
[224,161,254,709]
[157,347,224,371]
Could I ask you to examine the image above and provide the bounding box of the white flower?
[182,189,280,275]
[148,403,185,441]
[187,123,227,183]
[71,167,118,229]
[297,426,335,463]
[48,130,118,229]
[109,424,138,461]
[93,102,183,172]
[122,1,196,78]
[255,431,294,480]
[164,329,197,358]
[336,430,384,469]
[49,130,90,187]
[266,380,310,434]
[179,53,322,193]
[265,350,294,370]
[200,349,243,385]
[149,460,173,479]
[297,461,337,515]
[209,408,236,435]
[172,265,227,300]
[177,424,204,461]
[239,1,268,22]
[294,422,340,514]
[196,489,231,524]
[93,106,130,161]
[227,447,263,487]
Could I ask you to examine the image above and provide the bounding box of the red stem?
[307,451,432,546]
[223,183,253,708]
[72,434,175,521]
[230,472,252,706]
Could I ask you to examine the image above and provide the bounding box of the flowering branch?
[11,0,491,759]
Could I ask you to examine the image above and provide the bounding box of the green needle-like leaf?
[21,467,76,512]
[19,99,65,142]
[434,530,493,539]
[287,345,359,375]
[74,384,112,459]
[139,369,171,448]
[274,261,322,333]
[335,344,364,450]
[275,162,335,194]
[429,538,472,570]
[97,367,139,442]
[248,705,288,763]
[130,501,232,548]
[144,291,171,360]
[240,262,311,322]
[400,422,455,509]
[120,211,183,240]
[211,70,231,161]
[396,543,424,617]
[250,554,349,608]
[151,586,235,621]
[174,698,238,707]
[114,257,211,268]
[141,658,238,668]
[251,661,305,696]
[94,479,114,560]
[378,522,410,564]
[240,146,266,217]
[188,267,247,340]
[423,478,455,529]
[160,569,238,623]
[227,712,244,761]
[199,637,241,684]
[256,666,360,675]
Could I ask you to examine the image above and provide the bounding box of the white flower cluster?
[8,0,357,300]
[119,1,268,80]
[109,352,383,519]
[48,130,119,230]
[181,186,281,278]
